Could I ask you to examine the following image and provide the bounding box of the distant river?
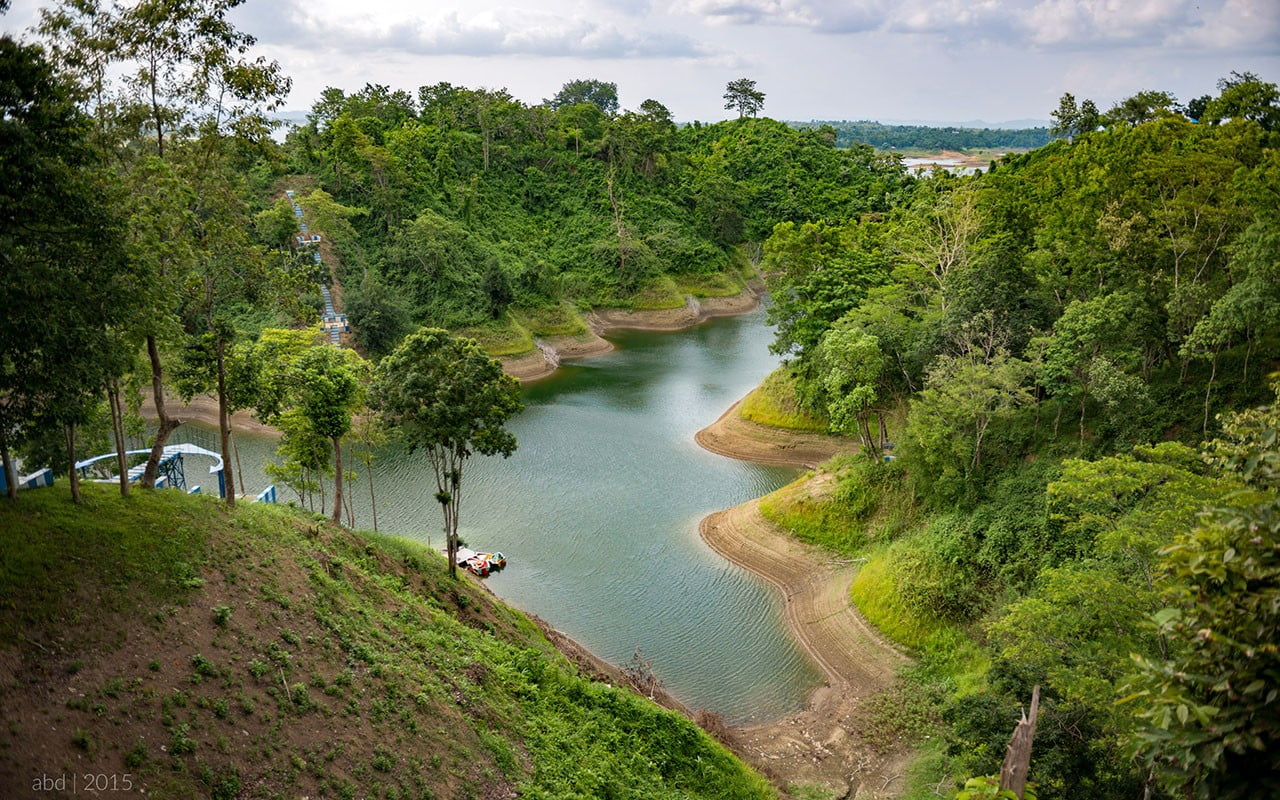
[179,305,821,724]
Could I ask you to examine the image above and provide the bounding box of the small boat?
[455,548,508,577]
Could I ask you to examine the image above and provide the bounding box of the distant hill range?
[789,119,1054,151]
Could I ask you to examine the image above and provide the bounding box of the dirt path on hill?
[695,407,913,798]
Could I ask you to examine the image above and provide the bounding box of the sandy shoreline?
[152,287,765,429]
[501,286,762,382]
[694,402,911,796]
[695,394,859,468]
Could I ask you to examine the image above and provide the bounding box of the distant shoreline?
[500,285,763,382]
[142,286,765,434]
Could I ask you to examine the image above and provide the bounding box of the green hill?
[0,485,775,799]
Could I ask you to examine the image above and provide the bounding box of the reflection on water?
[178,306,821,724]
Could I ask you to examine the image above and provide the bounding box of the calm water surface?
[181,306,821,723]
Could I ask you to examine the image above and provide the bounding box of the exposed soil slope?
[696,404,914,798]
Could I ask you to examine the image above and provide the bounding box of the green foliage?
[1122,388,1280,799]
[374,329,523,577]
[738,367,829,433]
[546,79,619,115]
[954,775,1035,800]
[723,78,766,118]
[343,273,414,359]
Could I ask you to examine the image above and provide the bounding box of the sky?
[5,0,1279,126]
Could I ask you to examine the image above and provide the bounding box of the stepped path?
[285,189,348,346]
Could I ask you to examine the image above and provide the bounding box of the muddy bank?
[139,392,281,438]
[695,404,912,797]
[502,286,761,382]
[695,395,858,468]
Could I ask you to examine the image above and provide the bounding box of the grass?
[674,270,747,298]
[455,312,536,357]
[629,275,687,309]
[0,485,778,799]
[509,302,589,337]
[759,472,868,555]
[738,367,829,433]
[759,457,919,556]
[849,547,988,692]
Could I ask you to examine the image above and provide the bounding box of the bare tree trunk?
[216,340,236,507]
[999,685,1040,799]
[331,435,344,524]
[65,423,81,504]
[108,378,129,497]
[345,454,356,528]
[366,456,379,533]
[1243,335,1254,384]
[1078,393,1088,445]
[2,434,17,501]
[1202,349,1219,437]
[141,335,180,488]
[232,434,245,501]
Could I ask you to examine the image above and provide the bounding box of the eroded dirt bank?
[695,406,913,798]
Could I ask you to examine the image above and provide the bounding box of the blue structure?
[0,467,54,493]
[76,443,225,496]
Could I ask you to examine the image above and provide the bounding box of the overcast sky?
[6,0,1279,125]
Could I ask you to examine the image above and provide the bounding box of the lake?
[177,305,822,724]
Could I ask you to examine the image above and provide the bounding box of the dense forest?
[789,120,1053,152]
[273,82,910,352]
[2,0,1278,797]
[757,75,1280,799]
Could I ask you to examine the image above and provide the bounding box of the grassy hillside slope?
[0,485,775,800]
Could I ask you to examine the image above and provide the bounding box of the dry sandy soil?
[696,407,915,799]
[696,396,860,468]
[502,288,762,381]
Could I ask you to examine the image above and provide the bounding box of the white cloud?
[678,0,1280,51]
[274,4,719,59]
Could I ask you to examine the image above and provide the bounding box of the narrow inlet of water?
[179,306,822,724]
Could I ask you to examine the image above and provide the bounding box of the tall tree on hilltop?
[723,78,765,118]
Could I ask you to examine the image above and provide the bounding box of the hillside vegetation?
[753,78,1280,799]
[0,486,776,799]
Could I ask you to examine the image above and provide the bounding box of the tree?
[374,329,522,578]
[814,322,890,460]
[293,346,365,524]
[546,79,619,115]
[1106,90,1177,126]
[40,0,291,492]
[1050,92,1080,139]
[1202,71,1280,131]
[0,35,136,502]
[345,274,413,359]
[1051,92,1102,139]
[1032,293,1151,443]
[723,78,765,118]
[1122,385,1280,800]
